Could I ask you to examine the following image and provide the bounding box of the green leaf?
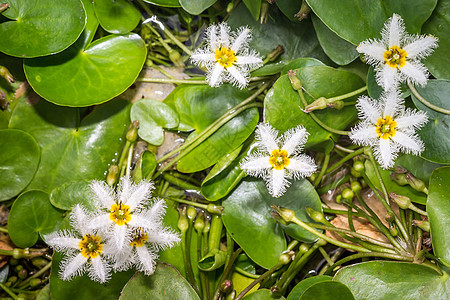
[306,0,438,44]
[300,281,355,300]
[134,151,157,182]
[131,99,179,146]
[395,154,443,183]
[423,0,450,80]
[179,0,216,14]
[287,276,333,300]
[251,62,286,77]
[24,33,146,106]
[36,284,50,300]
[9,97,130,192]
[50,180,96,211]
[93,0,140,34]
[164,84,258,173]
[222,178,322,269]
[427,166,450,267]
[119,263,200,300]
[0,129,40,201]
[242,289,285,300]
[243,0,262,20]
[8,190,63,248]
[410,79,450,164]
[228,4,331,64]
[311,14,358,66]
[0,0,86,57]
[334,261,449,299]
[276,0,301,21]
[143,0,180,7]
[50,252,134,300]
[281,58,326,75]
[264,66,364,152]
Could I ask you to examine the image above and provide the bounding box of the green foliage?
[93,0,141,34]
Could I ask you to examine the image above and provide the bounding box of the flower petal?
[89,256,111,283]
[255,123,279,153]
[226,65,248,89]
[207,63,224,87]
[218,23,231,48]
[127,213,158,232]
[60,253,86,281]
[113,245,133,271]
[403,35,438,60]
[355,96,382,123]
[381,90,403,118]
[376,64,400,91]
[231,27,250,53]
[235,54,263,67]
[191,52,216,65]
[280,125,308,156]
[148,230,181,250]
[240,154,271,178]
[383,14,406,48]
[87,213,111,231]
[286,155,317,179]
[136,246,157,275]
[206,23,219,50]
[396,108,428,130]
[90,180,115,209]
[45,231,79,252]
[113,224,130,251]
[349,123,378,146]
[268,169,289,198]
[392,131,424,155]
[374,138,397,169]
[400,61,428,87]
[124,179,153,211]
[356,39,386,65]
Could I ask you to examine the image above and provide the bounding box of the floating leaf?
[276,0,301,21]
[287,276,333,300]
[299,281,355,300]
[0,0,86,57]
[242,289,285,299]
[8,190,63,248]
[281,58,326,75]
[243,0,262,20]
[143,0,180,7]
[93,0,140,34]
[179,0,217,14]
[50,180,96,211]
[0,129,40,201]
[9,97,130,192]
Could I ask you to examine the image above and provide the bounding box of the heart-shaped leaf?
[287,276,333,300]
[264,66,364,152]
[50,180,96,211]
[306,0,438,44]
[300,281,355,300]
[9,97,130,192]
[410,80,450,164]
[281,58,326,75]
[119,263,200,300]
[164,84,259,173]
[276,0,301,21]
[93,0,141,34]
[0,129,40,201]
[222,178,322,269]
[243,289,285,299]
[8,190,63,248]
[24,33,146,106]
[334,261,449,299]
[131,99,179,146]
[179,0,216,14]
[0,0,86,57]
[427,166,450,267]
[243,0,262,20]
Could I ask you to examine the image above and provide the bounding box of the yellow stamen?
[79,234,103,259]
[269,149,290,170]
[375,116,397,139]
[130,229,149,247]
[215,46,237,68]
[384,46,407,68]
[110,202,131,226]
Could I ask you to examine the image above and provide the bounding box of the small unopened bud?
[220,280,233,294]
[271,212,288,226]
[271,205,295,223]
[298,243,310,254]
[279,250,295,265]
[18,269,27,279]
[30,278,42,287]
[341,188,354,201]
[177,207,189,233]
[390,192,411,210]
[267,45,284,62]
[31,257,49,269]
[0,66,14,83]
[350,167,362,178]
[288,70,302,91]
[7,276,17,284]
[145,57,154,67]
[405,173,428,194]
[294,0,311,21]
[389,225,398,237]
[304,97,327,113]
[390,173,408,186]
[412,220,430,232]
[106,164,119,186]
[328,100,345,110]
[206,204,223,215]
[316,238,327,247]
[126,120,139,142]
[393,166,408,174]
[203,216,211,234]
[194,212,205,233]
[351,181,362,194]
[226,2,234,13]
[385,213,394,222]
[360,178,368,188]
[305,207,326,224]
[259,1,269,24]
[353,160,365,172]
[335,194,342,204]
[309,173,317,182]
[13,248,30,259]
[187,206,197,221]
[9,258,19,266]
[169,50,183,68]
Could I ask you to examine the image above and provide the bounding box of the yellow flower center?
[79,234,103,259]
[384,46,407,68]
[215,46,237,68]
[110,202,131,226]
[269,149,290,170]
[375,116,397,139]
[129,229,149,248]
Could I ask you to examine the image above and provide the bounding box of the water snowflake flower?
[112,200,180,275]
[190,23,263,89]
[45,205,113,283]
[349,91,428,169]
[240,123,317,198]
[357,14,438,91]
[87,177,156,251]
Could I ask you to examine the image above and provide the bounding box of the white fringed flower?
[357,14,438,90]
[240,123,317,198]
[349,91,428,169]
[87,177,156,251]
[112,199,180,275]
[45,205,113,283]
[191,23,262,89]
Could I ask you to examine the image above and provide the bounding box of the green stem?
[162,173,200,191]
[318,248,345,276]
[0,227,8,233]
[318,247,334,266]
[17,262,52,288]
[325,148,364,175]
[235,262,283,300]
[125,144,134,178]
[367,149,390,205]
[234,266,259,279]
[0,283,17,300]
[334,144,355,153]
[409,203,427,216]
[347,205,355,232]
[117,140,131,176]
[163,27,193,56]
[314,152,330,187]
[208,215,222,252]
[212,248,243,300]
[184,226,200,295]
[327,86,367,103]
[322,207,365,219]
[408,83,450,115]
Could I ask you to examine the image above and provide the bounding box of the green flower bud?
[194,212,205,233]
[360,178,368,188]
[351,181,362,194]
[18,269,27,279]
[259,1,269,24]
[413,220,430,232]
[405,173,428,194]
[390,173,408,186]
[206,204,224,215]
[220,279,233,294]
[298,243,311,254]
[271,205,296,223]
[31,257,49,269]
[328,100,345,110]
[304,97,327,113]
[30,278,42,287]
[389,192,411,210]
[226,2,234,13]
[306,207,326,224]
[342,188,354,201]
[294,0,311,21]
[177,207,189,233]
[288,70,302,91]
[106,164,119,186]
[350,167,362,178]
[279,250,295,265]
[389,226,398,237]
[267,45,284,62]
[0,65,14,83]
[13,248,30,259]
[335,194,342,204]
[7,276,17,283]
[187,206,197,221]
[14,265,24,273]
[353,160,365,172]
[316,238,327,247]
[9,258,19,266]
[126,120,139,142]
[169,50,183,68]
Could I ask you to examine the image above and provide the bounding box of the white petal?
[87,213,112,230]
[235,55,263,67]
[231,27,250,52]
[90,180,115,209]
[206,24,219,50]
[255,123,279,153]
[146,199,167,223]
[268,169,290,198]
[403,35,438,60]
[118,177,134,204]
[207,63,224,87]
[396,108,428,130]
[89,256,111,283]
[60,253,86,281]
[136,246,157,275]
[226,65,248,89]
[113,224,130,251]
[355,96,382,123]
[240,154,271,178]
[374,138,397,169]
[127,213,158,232]
[383,14,406,48]
[376,64,400,91]
[113,245,134,271]
[400,61,428,87]
[70,204,91,235]
[218,23,231,48]
[191,52,216,65]
[381,90,403,118]
[45,231,79,252]
[280,125,308,156]
[286,155,317,179]
[124,179,153,211]
[349,123,378,146]
[148,230,181,250]
[357,40,386,65]
[392,131,424,155]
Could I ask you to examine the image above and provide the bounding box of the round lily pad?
[93,0,141,34]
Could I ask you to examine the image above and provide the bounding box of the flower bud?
[353,160,365,172]
[187,206,197,221]
[304,97,327,113]
[279,250,295,265]
[18,269,27,279]
[335,194,342,204]
[316,238,327,247]
[30,278,42,287]
[106,164,119,186]
[267,45,284,62]
[393,166,408,174]
[31,257,49,269]
[126,120,139,142]
[389,226,398,237]
[328,100,345,110]
[271,205,295,223]
[0,66,14,83]
[271,212,288,226]
[351,181,362,194]
[203,216,211,234]
[13,248,30,259]
[7,276,17,284]
[390,173,408,186]
[385,213,394,222]
[298,243,310,254]
[220,279,233,294]
[341,188,354,201]
[9,258,19,266]
[360,178,368,188]
[177,207,189,233]
[226,2,234,13]
[288,70,302,91]
[390,192,411,210]
[145,57,154,67]
[194,212,205,233]
[206,204,223,215]
[306,207,326,224]
[294,0,311,21]
[412,220,430,232]
[350,167,362,178]
[405,173,428,194]
[259,1,269,24]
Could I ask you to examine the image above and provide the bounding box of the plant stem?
[17,262,52,288]
[162,173,200,191]
[319,247,334,266]
[314,152,330,187]
[327,86,367,103]
[367,150,390,205]
[212,249,242,300]
[234,266,260,279]
[184,226,200,295]
[0,227,8,233]
[334,144,355,153]
[235,262,283,300]
[408,83,450,115]
[325,148,364,175]
[0,283,17,300]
